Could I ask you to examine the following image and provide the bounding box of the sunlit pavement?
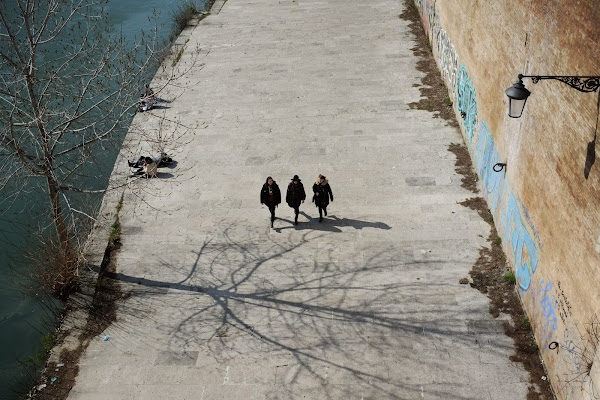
[69,0,528,399]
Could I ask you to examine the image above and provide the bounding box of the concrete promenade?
[70,0,529,398]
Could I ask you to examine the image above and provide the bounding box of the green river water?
[0,1,208,397]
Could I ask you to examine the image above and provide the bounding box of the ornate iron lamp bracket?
[520,74,600,93]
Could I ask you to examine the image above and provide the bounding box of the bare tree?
[0,0,166,298]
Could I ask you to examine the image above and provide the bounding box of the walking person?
[286,175,306,225]
[260,176,281,228]
[312,174,333,222]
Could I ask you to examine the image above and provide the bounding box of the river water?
[0,1,208,398]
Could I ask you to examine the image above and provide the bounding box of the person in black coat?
[312,174,333,222]
[260,176,281,228]
[286,175,306,225]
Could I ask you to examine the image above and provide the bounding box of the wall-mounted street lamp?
[505,74,600,118]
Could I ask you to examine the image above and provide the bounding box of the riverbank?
[28,3,216,398]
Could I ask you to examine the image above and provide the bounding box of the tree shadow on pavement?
[93,222,515,400]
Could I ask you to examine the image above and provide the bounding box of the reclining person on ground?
[128,153,173,175]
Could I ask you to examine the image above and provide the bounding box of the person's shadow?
[151,105,171,111]
[274,212,391,233]
[128,170,174,179]
[157,172,174,179]
[163,160,178,170]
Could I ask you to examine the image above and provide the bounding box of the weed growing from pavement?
[522,317,532,331]
[172,47,185,67]
[503,271,516,285]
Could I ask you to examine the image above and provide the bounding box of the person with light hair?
[312,174,333,222]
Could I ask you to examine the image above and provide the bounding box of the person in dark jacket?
[286,175,306,225]
[312,174,333,222]
[260,176,281,228]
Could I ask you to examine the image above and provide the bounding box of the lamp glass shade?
[505,78,531,118]
[508,97,527,118]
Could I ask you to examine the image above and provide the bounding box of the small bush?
[39,333,57,362]
[503,271,516,285]
[172,47,184,67]
[494,237,502,245]
[108,195,124,244]
[108,219,121,244]
[27,233,82,300]
[170,2,199,42]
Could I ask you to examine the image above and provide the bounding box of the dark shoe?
[324,208,327,216]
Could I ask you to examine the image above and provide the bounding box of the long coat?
[260,182,281,207]
[312,180,333,208]
[286,181,306,208]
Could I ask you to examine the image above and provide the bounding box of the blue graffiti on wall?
[436,29,459,98]
[502,193,540,291]
[538,279,558,345]
[457,65,478,140]
[563,324,583,373]
[427,0,438,39]
[474,123,540,292]
[476,123,508,212]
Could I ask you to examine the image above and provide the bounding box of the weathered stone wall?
[412,0,600,398]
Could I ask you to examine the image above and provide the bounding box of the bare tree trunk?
[47,175,72,259]
[46,171,77,297]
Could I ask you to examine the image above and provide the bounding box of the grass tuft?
[502,271,516,285]
[170,2,199,43]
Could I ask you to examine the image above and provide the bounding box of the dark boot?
[324,207,327,216]
[318,208,323,222]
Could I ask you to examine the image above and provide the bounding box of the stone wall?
[412,0,600,398]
